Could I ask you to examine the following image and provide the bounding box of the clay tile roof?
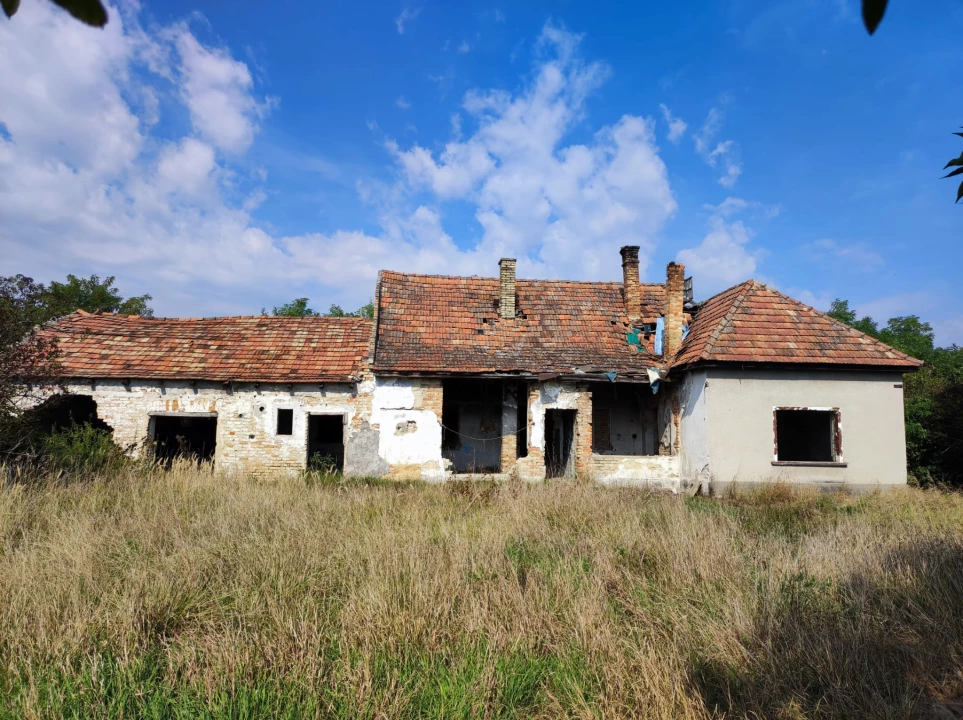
[40,313,373,383]
[373,271,665,376]
[672,280,923,371]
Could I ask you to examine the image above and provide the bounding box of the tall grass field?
[1,467,962,719]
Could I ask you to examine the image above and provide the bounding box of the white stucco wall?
[702,368,909,489]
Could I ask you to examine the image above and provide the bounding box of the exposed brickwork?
[574,387,593,477]
[664,262,685,359]
[620,246,642,321]
[672,280,923,370]
[42,313,372,382]
[498,258,517,320]
[515,383,546,481]
[374,272,664,376]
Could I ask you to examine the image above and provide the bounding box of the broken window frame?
[771,406,846,467]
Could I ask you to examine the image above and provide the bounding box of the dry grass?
[1,466,962,719]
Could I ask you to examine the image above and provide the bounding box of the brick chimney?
[620,246,642,321]
[663,262,685,357]
[499,258,517,319]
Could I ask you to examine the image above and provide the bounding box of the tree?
[827,299,879,338]
[2,0,107,27]
[41,274,153,319]
[326,302,374,319]
[942,128,963,204]
[270,298,321,318]
[830,296,963,485]
[0,276,61,458]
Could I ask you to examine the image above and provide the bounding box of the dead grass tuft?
[1,468,962,718]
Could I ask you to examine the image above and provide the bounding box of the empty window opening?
[441,379,503,474]
[152,415,216,467]
[277,408,293,435]
[591,384,658,456]
[545,409,577,478]
[775,409,839,463]
[307,414,344,472]
[515,381,528,459]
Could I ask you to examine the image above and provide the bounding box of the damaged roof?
[373,271,664,377]
[672,280,923,370]
[41,312,372,382]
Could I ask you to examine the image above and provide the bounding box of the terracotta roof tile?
[373,271,664,376]
[672,280,922,370]
[40,313,372,382]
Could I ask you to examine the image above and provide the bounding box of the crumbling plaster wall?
[370,376,446,480]
[60,379,365,474]
[591,455,680,491]
[515,381,593,481]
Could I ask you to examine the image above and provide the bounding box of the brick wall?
[64,379,364,474]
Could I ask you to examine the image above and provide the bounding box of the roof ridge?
[55,314,373,323]
[700,280,755,361]
[380,269,664,287]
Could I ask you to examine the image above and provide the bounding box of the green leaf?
[957,180,963,204]
[50,0,107,27]
[942,167,963,179]
[861,0,888,34]
[944,153,963,170]
[1,0,20,18]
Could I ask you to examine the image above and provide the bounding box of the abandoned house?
[32,246,922,492]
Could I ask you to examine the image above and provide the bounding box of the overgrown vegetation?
[1,471,961,718]
[829,299,963,486]
[0,273,152,465]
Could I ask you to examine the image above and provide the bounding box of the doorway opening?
[441,379,503,473]
[152,415,217,466]
[307,414,344,472]
[545,409,576,478]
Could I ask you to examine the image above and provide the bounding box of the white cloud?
[805,238,884,271]
[1,10,677,315]
[677,197,769,295]
[386,22,676,281]
[395,95,412,110]
[458,40,471,53]
[693,106,742,188]
[173,28,271,154]
[659,103,687,143]
[395,6,421,35]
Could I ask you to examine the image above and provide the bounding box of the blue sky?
[1,0,961,342]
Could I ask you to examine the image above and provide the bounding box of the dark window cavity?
[775,409,838,462]
[153,415,217,466]
[277,408,294,435]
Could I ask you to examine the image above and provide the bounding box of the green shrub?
[42,422,127,474]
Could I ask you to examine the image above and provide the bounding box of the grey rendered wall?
[679,370,710,492]
[703,368,908,489]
